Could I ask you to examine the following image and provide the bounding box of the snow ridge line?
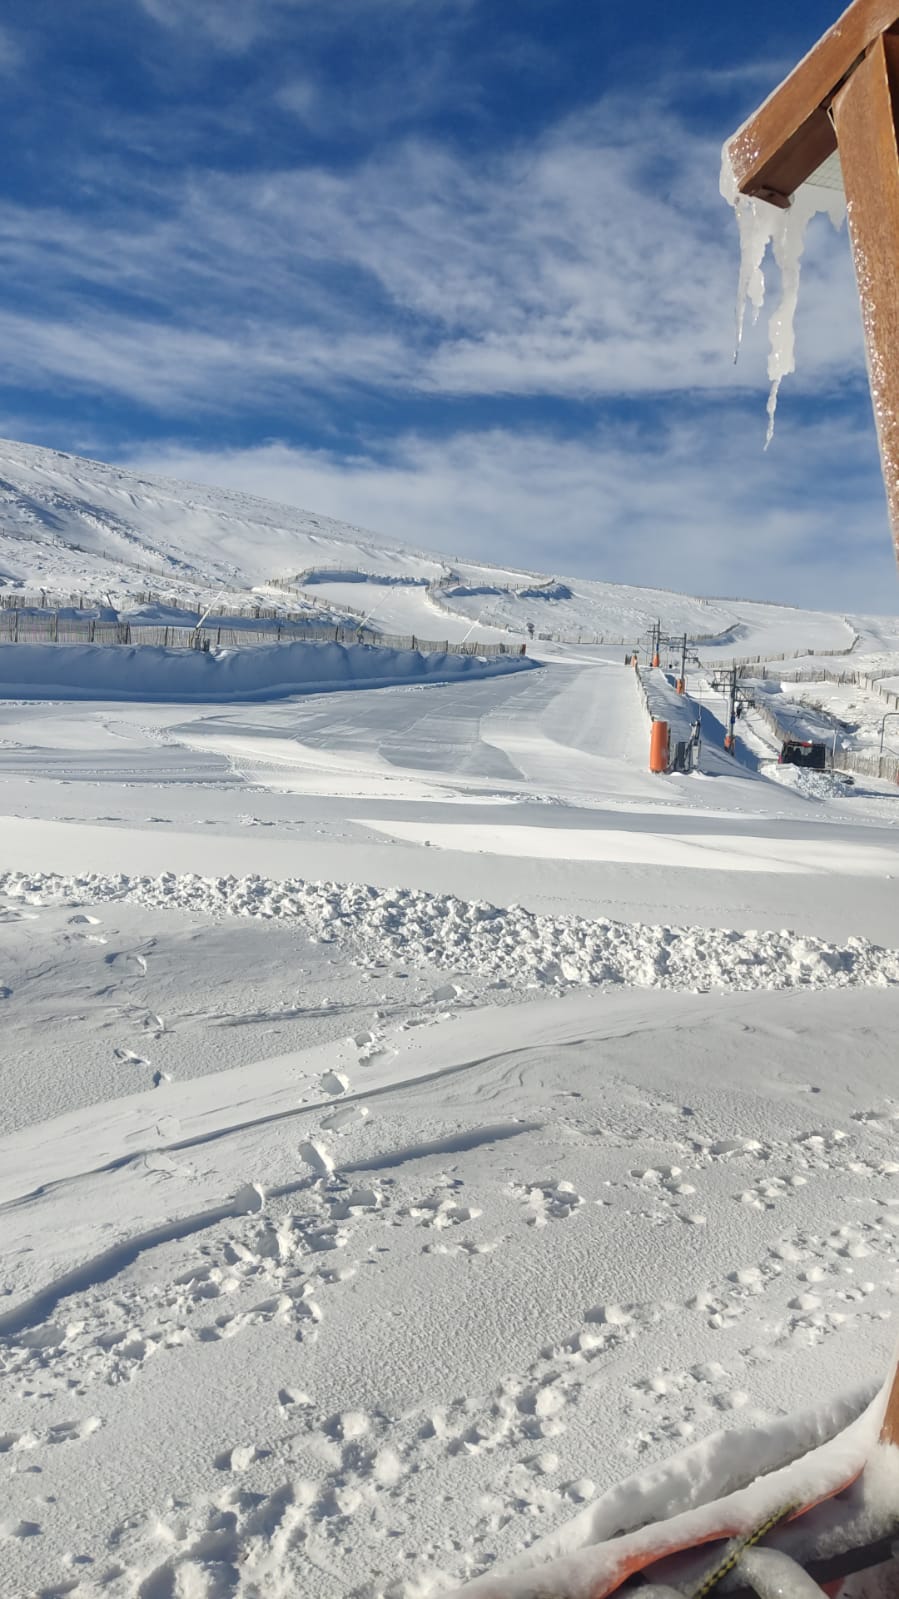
[0,1123,537,1338]
[3,872,899,994]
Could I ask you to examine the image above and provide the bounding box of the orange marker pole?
[649,719,669,773]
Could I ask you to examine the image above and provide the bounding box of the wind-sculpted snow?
[4,870,899,994]
[0,639,534,701]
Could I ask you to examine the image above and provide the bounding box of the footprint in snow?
[114,1047,150,1068]
[47,1417,103,1444]
[512,1179,583,1225]
[105,950,148,975]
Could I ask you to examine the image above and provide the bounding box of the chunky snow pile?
[0,640,535,702]
[5,870,899,993]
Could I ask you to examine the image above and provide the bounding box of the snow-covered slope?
[3,435,899,1597]
[0,437,892,655]
[0,438,444,607]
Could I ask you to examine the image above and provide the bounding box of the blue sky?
[2,0,895,610]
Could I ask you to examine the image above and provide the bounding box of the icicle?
[734,196,771,353]
[719,147,773,359]
[720,143,846,444]
[737,1547,830,1597]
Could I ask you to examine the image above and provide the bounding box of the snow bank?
[5,871,899,994]
[0,640,535,703]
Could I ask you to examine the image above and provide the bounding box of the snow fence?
[0,640,538,703]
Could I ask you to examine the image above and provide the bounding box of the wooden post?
[832,32,899,561]
[879,1351,899,1443]
[726,0,899,563]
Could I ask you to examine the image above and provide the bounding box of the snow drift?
[0,640,536,703]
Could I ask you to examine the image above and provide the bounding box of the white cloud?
[0,98,866,414]
[0,306,414,412]
[121,415,895,612]
[135,0,476,54]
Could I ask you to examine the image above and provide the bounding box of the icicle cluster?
[720,146,845,445]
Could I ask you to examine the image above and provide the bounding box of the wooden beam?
[878,1349,899,1445]
[728,0,899,203]
[832,31,899,560]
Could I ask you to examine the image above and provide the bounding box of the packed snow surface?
[1,441,899,1598]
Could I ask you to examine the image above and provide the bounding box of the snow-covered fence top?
[0,589,327,625]
[286,567,431,589]
[711,632,859,669]
[0,610,525,661]
[744,662,899,710]
[741,682,899,784]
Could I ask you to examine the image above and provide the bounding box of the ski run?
[0,442,898,1597]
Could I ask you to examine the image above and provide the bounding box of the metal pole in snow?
[724,665,737,753]
[878,711,899,779]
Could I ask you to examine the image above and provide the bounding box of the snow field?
[2,982,899,1598]
[2,439,899,1597]
[5,868,899,998]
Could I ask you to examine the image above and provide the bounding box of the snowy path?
[2,641,899,1597]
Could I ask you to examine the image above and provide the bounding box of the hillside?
[1,438,892,656]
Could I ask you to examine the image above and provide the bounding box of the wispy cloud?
[0,94,866,417]
[135,0,478,55]
[0,307,414,413]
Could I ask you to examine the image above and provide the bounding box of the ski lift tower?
[724,0,899,561]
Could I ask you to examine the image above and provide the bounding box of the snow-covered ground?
[1,442,899,1598]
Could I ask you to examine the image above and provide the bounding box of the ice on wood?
[720,146,845,444]
[737,1548,826,1597]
